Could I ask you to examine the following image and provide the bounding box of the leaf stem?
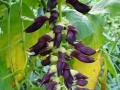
[58,0,62,22]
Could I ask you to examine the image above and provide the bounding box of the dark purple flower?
[41,55,51,66]
[39,49,52,56]
[28,35,52,56]
[63,67,73,89]
[41,71,54,86]
[53,25,63,48]
[57,52,67,76]
[49,10,59,26]
[75,87,89,90]
[76,79,88,86]
[74,73,88,80]
[54,33,62,48]
[47,0,57,11]
[73,42,96,55]
[28,41,47,56]
[71,50,94,63]
[25,16,48,33]
[67,25,77,44]
[66,0,90,14]
[38,34,52,42]
[46,80,57,90]
[53,25,63,33]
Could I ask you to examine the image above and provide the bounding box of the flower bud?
[53,25,63,33]
[41,55,51,66]
[73,42,96,55]
[28,41,48,56]
[28,35,52,56]
[25,16,48,33]
[74,73,88,79]
[39,48,52,56]
[47,0,57,11]
[66,0,90,14]
[67,25,77,44]
[76,79,88,86]
[54,33,62,48]
[63,66,73,89]
[38,34,52,42]
[53,25,63,48]
[57,52,67,76]
[46,80,57,90]
[49,10,59,26]
[41,71,54,86]
[71,50,94,63]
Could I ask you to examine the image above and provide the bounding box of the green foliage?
[0,58,15,90]
[63,9,94,40]
[0,0,120,90]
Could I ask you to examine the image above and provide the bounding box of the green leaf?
[103,50,117,77]
[89,0,120,15]
[23,0,38,7]
[0,58,15,90]
[63,9,94,40]
[0,2,34,50]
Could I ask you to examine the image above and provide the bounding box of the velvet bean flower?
[66,0,90,14]
[73,42,96,55]
[49,10,59,27]
[47,0,57,11]
[25,16,48,33]
[67,25,77,44]
[71,50,94,63]
[53,25,63,48]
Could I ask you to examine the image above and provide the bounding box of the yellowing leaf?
[73,53,102,90]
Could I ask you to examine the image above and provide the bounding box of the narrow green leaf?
[103,50,117,77]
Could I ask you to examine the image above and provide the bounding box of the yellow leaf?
[73,52,102,90]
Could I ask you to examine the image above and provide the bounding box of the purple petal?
[49,10,59,26]
[73,42,96,55]
[29,41,48,56]
[67,25,77,44]
[57,60,67,76]
[46,80,57,90]
[54,33,62,48]
[53,25,63,33]
[41,55,51,66]
[75,73,88,79]
[66,0,90,14]
[38,34,52,42]
[47,0,57,11]
[41,71,54,86]
[25,16,48,33]
[75,87,89,90]
[57,52,67,76]
[63,68,73,89]
[71,50,94,63]
[39,49,52,56]
[28,35,52,56]
[76,79,88,86]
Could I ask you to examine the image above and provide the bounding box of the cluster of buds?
[24,0,95,90]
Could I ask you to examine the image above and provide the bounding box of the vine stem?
[20,0,28,74]
[58,0,62,22]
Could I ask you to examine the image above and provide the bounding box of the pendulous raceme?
[24,0,96,90]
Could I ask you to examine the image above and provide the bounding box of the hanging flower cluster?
[24,0,96,90]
